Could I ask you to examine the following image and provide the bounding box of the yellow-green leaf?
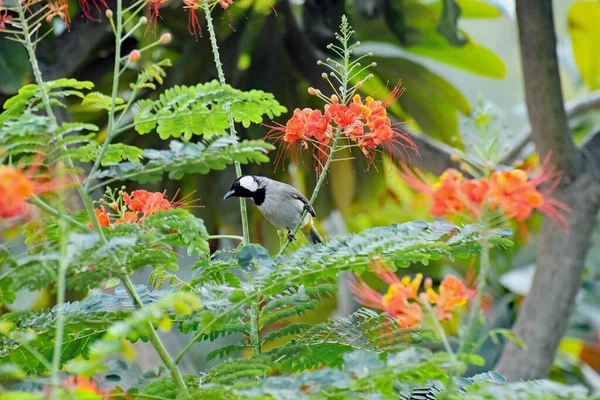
[568,0,600,90]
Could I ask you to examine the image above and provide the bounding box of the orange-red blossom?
[399,157,569,228]
[348,261,472,328]
[89,190,173,228]
[0,164,76,220]
[267,87,417,170]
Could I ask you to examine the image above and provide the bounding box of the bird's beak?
[223,190,235,200]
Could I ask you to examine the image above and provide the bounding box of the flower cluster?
[267,86,417,170]
[89,189,198,228]
[0,0,232,35]
[348,261,473,328]
[0,164,75,220]
[399,155,569,228]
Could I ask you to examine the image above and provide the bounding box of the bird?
[223,175,323,245]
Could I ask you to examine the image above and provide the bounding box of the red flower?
[78,0,108,20]
[183,0,202,38]
[123,190,172,217]
[219,0,233,8]
[88,206,110,228]
[0,10,12,30]
[146,0,167,34]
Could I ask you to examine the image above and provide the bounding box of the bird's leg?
[287,230,296,242]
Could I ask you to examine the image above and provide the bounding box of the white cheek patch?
[239,176,259,192]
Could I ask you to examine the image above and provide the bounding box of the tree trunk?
[495,0,600,380]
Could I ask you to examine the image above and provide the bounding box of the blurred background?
[2,0,600,389]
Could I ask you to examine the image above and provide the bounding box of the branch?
[503,90,600,164]
[509,1,579,179]
[581,122,600,182]
[495,0,600,381]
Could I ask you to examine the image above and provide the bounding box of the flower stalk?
[203,0,250,246]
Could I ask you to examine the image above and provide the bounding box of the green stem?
[121,276,188,391]
[458,216,491,354]
[203,0,250,246]
[84,4,124,191]
[80,194,188,392]
[207,235,245,241]
[250,299,261,355]
[29,195,88,230]
[17,3,57,128]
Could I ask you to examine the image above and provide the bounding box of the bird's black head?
[223,176,266,205]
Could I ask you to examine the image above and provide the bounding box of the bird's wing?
[289,188,316,217]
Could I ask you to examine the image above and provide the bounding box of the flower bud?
[485,160,495,170]
[459,162,468,172]
[140,16,148,25]
[450,152,460,162]
[159,33,172,44]
[105,9,113,18]
[109,202,119,211]
[514,159,524,168]
[128,49,141,63]
[355,81,362,89]
[307,87,317,95]
[321,73,327,79]
[331,95,339,104]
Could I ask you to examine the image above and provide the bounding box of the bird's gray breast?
[257,188,308,231]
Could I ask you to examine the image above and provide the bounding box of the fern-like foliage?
[11,208,208,294]
[133,80,287,140]
[94,137,274,184]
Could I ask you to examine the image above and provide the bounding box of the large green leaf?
[0,40,30,95]
[354,1,506,78]
[568,0,600,90]
[429,0,502,19]
[369,57,471,144]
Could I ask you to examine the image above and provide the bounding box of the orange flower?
[424,275,474,321]
[123,190,172,216]
[0,164,75,219]
[487,170,542,221]
[399,155,569,227]
[430,169,465,217]
[349,275,423,329]
[88,206,111,228]
[348,262,424,328]
[115,211,139,225]
[219,0,233,8]
[65,376,107,398]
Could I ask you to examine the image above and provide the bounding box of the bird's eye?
[234,181,240,187]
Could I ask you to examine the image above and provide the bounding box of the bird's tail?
[301,217,323,245]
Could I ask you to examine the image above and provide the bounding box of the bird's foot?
[287,231,296,242]
[303,204,313,215]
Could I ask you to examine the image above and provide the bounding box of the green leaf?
[0,277,16,306]
[68,143,144,165]
[405,30,506,78]
[95,138,273,184]
[568,1,600,90]
[429,0,501,18]
[81,92,126,111]
[0,40,31,95]
[436,0,466,46]
[370,57,471,144]
[133,80,287,139]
